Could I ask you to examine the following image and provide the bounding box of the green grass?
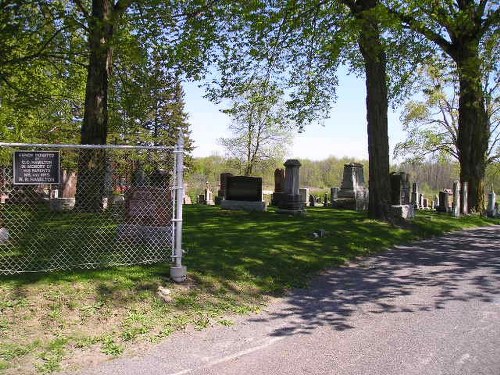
[1,203,165,272]
[0,206,498,374]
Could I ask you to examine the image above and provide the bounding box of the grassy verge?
[0,206,498,374]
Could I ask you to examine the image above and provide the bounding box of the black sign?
[13,151,60,185]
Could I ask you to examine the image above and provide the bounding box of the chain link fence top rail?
[0,143,179,274]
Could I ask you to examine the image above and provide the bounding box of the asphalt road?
[68,225,500,375]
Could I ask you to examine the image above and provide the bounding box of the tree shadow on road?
[250,226,500,337]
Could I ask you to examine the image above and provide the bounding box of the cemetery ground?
[0,206,499,374]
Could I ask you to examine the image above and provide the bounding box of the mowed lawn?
[1,205,498,374]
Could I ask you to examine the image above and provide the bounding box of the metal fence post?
[170,134,187,282]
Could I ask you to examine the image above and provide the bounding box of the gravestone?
[300,188,310,207]
[49,197,75,211]
[390,172,410,205]
[339,163,364,196]
[204,181,215,205]
[389,204,415,220]
[487,189,496,217]
[460,182,468,215]
[452,180,460,217]
[331,163,368,210]
[220,176,266,211]
[437,191,447,212]
[124,187,170,225]
[274,168,285,192]
[216,173,233,204]
[309,194,316,207]
[423,198,428,209]
[277,159,305,214]
[419,194,424,210]
[271,168,286,206]
[411,183,419,208]
[331,187,339,201]
[389,172,414,219]
[61,170,77,198]
[118,186,172,245]
[323,193,328,207]
[49,169,77,211]
[182,182,192,205]
[437,189,453,213]
[444,189,453,211]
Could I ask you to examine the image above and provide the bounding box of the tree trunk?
[352,0,391,220]
[75,0,114,211]
[455,40,489,213]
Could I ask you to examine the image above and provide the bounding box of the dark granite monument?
[388,172,414,219]
[277,159,305,214]
[271,168,286,206]
[221,176,266,211]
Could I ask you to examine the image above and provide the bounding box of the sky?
[184,70,407,162]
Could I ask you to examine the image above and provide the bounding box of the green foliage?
[109,47,195,165]
[204,1,347,129]
[100,337,124,357]
[219,79,293,176]
[37,338,69,374]
[395,54,499,164]
[386,0,499,211]
[1,0,216,150]
[0,1,86,144]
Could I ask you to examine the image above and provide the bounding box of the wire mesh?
[0,144,178,274]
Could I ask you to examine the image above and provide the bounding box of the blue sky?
[184,70,407,161]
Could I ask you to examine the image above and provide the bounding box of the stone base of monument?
[331,195,368,211]
[49,198,76,212]
[277,194,305,214]
[220,200,267,212]
[271,192,286,206]
[435,205,451,213]
[170,265,187,283]
[117,224,172,245]
[390,204,415,220]
[331,198,357,210]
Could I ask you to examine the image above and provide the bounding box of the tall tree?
[74,0,133,211]
[206,1,420,220]
[73,0,219,210]
[108,39,195,166]
[386,0,499,211]
[395,57,499,164]
[342,0,391,219]
[219,80,292,176]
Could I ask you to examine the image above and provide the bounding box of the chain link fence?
[0,142,184,275]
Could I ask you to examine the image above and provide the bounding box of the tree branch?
[385,6,454,56]
[481,5,499,36]
[73,0,89,18]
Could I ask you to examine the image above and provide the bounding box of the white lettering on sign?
[13,151,60,185]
